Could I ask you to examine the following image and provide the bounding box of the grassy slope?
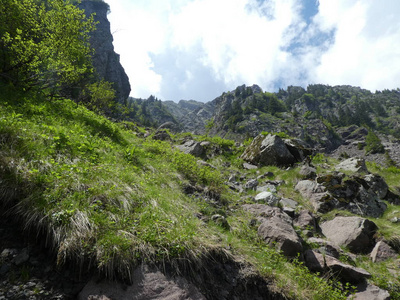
[0,87,381,299]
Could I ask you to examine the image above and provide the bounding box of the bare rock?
[258,216,303,257]
[254,191,279,206]
[320,216,377,254]
[242,204,292,224]
[299,165,317,179]
[304,250,371,283]
[350,281,391,300]
[256,184,277,193]
[336,157,369,173]
[240,134,296,167]
[307,237,343,259]
[294,210,317,231]
[243,162,258,170]
[370,241,398,263]
[324,255,371,283]
[244,179,258,190]
[363,174,388,199]
[176,140,204,157]
[78,265,206,300]
[294,180,332,213]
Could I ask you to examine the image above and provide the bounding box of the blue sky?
[106,0,400,102]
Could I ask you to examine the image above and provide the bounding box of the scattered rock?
[351,281,391,300]
[336,157,369,173]
[324,255,371,283]
[279,198,298,209]
[295,180,331,213]
[256,184,277,193]
[299,165,317,179]
[176,140,204,157]
[320,216,377,254]
[294,210,317,232]
[363,174,388,199]
[254,191,279,206]
[370,241,398,263]
[240,134,296,167]
[307,237,343,259]
[304,250,370,283]
[258,216,303,257]
[244,179,258,190]
[152,129,171,141]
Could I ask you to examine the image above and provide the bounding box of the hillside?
[1,1,400,299]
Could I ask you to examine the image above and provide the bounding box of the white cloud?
[313,0,400,91]
[104,0,400,101]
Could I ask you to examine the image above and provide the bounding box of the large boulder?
[240,134,296,167]
[176,140,204,157]
[254,191,280,206]
[363,174,388,199]
[320,216,377,254]
[304,250,371,283]
[243,204,303,257]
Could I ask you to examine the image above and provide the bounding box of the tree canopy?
[0,0,96,94]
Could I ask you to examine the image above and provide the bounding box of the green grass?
[0,87,360,299]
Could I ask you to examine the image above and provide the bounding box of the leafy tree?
[0,0,96,94]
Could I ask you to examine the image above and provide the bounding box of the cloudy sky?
[105,0,400,102]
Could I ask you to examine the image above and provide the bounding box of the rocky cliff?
[79,0,130,103]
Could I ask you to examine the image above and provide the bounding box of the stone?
[240,134,296,167]
[336,158,369,173]
[279,198,298,209]
[324,255,371,283]
[294,210,316,231]
[242,162,258,170]
[78,265,206,300]
[303,250,325,272]
[363,174,389,199]
[244,179,258,190]
[320,216,377,254]
[242,204,293,226]
[370,241,398,263]
[304,250,371,283]
[294,180,332,213]
[350,282,391,300]
[256,184,277,193]
[254,191,279,206]
[299,165,317,179]
[307,237,343,259]
[258,216,303,257]
[176,140,204,157]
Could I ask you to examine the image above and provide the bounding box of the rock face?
[241,134,311,167]
[79,1,131,103]
[320,216,377,254]
[78,265,206,300]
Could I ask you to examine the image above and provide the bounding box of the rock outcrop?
[240,134,312,167]
[320,216,377,254]
[79,1,131,103]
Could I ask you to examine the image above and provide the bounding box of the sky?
[105,0,400,102]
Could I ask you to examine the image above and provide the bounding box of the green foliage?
[261,131,290,139]
[82,80,116,113]
[365,129,385,154]
[0,0,96,93]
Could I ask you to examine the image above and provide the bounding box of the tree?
[0,0,96,94]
